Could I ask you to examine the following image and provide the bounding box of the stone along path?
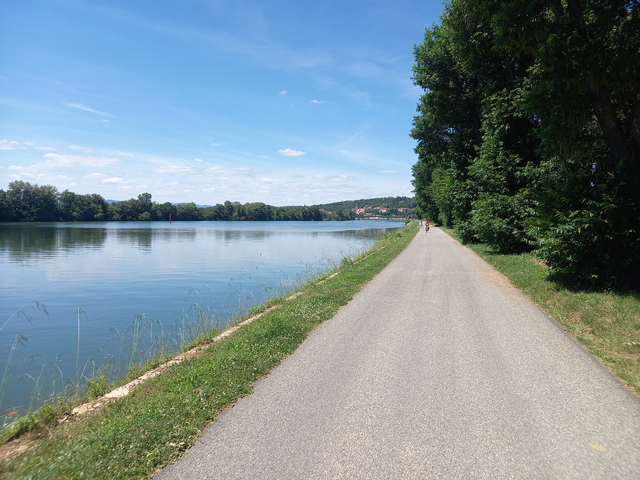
[154,227,640,479]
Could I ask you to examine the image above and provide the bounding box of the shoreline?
[0,224,418,475]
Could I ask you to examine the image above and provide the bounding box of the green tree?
[410,2,487,231]
[0,189,9,221]
[175,202,201,221]
[151,202,176,221]
[485,0,640,285]
[233,203,247,220]
[58,190,109,221]
[223,201,234,220]
[469,87,541,252]
[201,205,222,221]
[3,181,58,221]
[244,202,272,221]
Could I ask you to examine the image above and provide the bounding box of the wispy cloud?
[92,5,334,72]
[381,170,398,173]
[103,177,124,183]
[194,158,203,162]
[65,102,115,118]
[106,150,134,157]
[278,90,287,95]
[40,153,120,168]
[310,99,324,104]
[230,149,270,159]
[34,146,57,150]
[210,143,221,147]
[7,154,121,175]
[0,139,25,150]
[69,145,94,154]
[203,165,251,175]
[155,165,195,175]
[278,148,306,156]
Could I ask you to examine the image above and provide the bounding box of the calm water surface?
[0,220,403,414]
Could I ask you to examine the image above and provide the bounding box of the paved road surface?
[155,227,640,479]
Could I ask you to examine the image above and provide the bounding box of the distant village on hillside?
[317,196,416,220]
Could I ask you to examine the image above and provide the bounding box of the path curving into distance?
[154,227,640,479]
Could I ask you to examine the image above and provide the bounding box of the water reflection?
[0,224,107,260]
[0,223,391,260]
[0,220,404,414]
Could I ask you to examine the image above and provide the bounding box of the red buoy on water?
[169,213,172,224]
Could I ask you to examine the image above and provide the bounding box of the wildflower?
[8,411,15,417]
[141,351,144,354]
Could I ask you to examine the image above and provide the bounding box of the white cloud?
[65,102,115,117]
[155,165,194,175]
[277,148,306,157]
[107,150,134,157]
[381,170,398,173]
[310,174,357,184]
[8,154,120,172]
[41,153,121,168]
[310,99,324,104]
[69,145,94,153]
[230,149,270,159]
[103,177,124,183]
[203,165,251,175]
[194,158,203,162]
[85,172,108,179]
[23,142,34,146]
[210,143,221,147]
[34,146,57,150]
[0,139,25,150]
[102,119,110,123]
[278,90,287,95]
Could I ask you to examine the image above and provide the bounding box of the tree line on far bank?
[411,0,639,288]
[0,181,353,222]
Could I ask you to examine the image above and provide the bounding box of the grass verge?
[440,227,640,396]
[0,224,417,479]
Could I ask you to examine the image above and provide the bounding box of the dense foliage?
[0,182,415,223]
[0,182,327,222]
[411,0,640,287]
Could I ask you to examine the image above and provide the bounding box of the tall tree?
[410,12,484,232]
[3,181,58,221]
[411,0,540,248]
[485,0,640,285]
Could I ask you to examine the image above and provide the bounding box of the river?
[0,220,404,416]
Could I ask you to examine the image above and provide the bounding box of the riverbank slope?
[0,225,418,478]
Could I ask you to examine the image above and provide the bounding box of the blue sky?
[1,0,443,205]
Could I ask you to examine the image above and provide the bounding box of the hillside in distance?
[316,196,416,212]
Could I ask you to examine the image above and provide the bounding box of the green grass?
[0,224,418,479]
[440,227,640,395]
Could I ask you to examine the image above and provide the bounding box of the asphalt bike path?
[154,227,640,479]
